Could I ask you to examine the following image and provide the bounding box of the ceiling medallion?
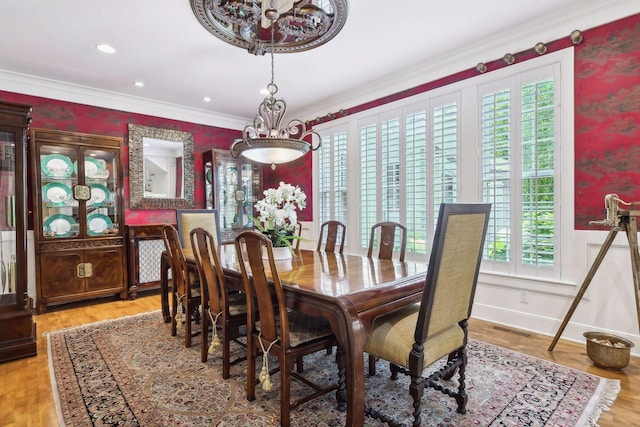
[190,0,349,55]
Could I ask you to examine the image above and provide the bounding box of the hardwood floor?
[0,292,637,426]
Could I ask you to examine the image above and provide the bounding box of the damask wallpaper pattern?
[574,14,640,228]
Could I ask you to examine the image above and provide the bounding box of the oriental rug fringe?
[47,311,620,426]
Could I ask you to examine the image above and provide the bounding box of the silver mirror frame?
[128,123,194,209]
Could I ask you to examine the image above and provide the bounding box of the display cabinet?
[31,128,127,313]
[203,149,262,243]
[0,101,36,363]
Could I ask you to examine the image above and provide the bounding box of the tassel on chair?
[258,333,278,392]
[175,292,184,329]
[207,309,222,354]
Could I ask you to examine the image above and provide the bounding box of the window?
[481,69,559,277]
[316,53,565,281]
[318,129,348,228]
[352,101,459,255]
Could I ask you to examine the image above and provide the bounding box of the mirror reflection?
[128,124,194,209]
[143,137,184,199]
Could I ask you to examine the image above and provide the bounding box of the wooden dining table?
[160,246,429,426]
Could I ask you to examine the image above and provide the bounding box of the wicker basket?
[583,331,634,370]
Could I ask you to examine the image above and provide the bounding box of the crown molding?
[0,70,249,130]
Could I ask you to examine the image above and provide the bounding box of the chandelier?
[229,7,322,169]
[190,0,349,55]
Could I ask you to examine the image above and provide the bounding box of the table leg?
[325,308,367,427]
[160,251,171,323]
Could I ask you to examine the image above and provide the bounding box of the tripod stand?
[548,195,640,351]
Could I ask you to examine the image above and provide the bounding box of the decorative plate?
[74,157,107,178]
[87,213,113,236]
[43,182,72,206]
[206,167,213,184]
[44,214,76,237]
[41,154,73,177]
[88,184,111,207]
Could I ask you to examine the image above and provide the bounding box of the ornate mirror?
[128,124,194,209]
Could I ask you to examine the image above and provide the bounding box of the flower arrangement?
[252,181,306,248]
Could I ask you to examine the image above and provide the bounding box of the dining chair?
[176,209,221,251]
[364,203,491,426]
[162,224,201,348]
[293,222,302,250]
[190,227,247,378]
[316,220,346,253]
[367,221,407,262]
[235,230,345,427]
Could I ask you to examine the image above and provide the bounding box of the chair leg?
[281,356,294,427]
[409,374,425,427]
[296,356,304,373]
[336,346,347,411]
[246,335,257,402]
[184,299,192,348]
[201,309,209,362]
[442,351,458,380]
[171,293,178,337]
[454,347,468,414]
[368,355,377,376]
[222,324,231,379]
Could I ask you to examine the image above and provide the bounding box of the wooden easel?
[548,197,640,351]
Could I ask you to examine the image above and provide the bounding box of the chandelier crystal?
[190,0,349,55]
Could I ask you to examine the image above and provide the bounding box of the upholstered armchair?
[364,203,491,427]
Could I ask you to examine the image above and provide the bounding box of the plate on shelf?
[206,167,213,184]
[41,154,73,177]
[87,213,113,236]
[44,214,76,237]
[74,157,108,179]
[43,182,72,206]
[88,184,111,207]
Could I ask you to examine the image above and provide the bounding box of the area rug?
[47,311,620,426]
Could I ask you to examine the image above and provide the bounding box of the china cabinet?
[0,101,36,362]
[31,128,127,313]
[203,148,262,242]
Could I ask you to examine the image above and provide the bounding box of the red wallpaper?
[574,14,640,229]
[0,91,244,225]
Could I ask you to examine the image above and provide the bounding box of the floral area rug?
[47,311,619,426]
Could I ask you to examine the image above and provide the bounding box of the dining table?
[160,246,429,426]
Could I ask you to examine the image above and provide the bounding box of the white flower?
[254,181,306,232]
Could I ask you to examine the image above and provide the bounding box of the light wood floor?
[0,292,637,427]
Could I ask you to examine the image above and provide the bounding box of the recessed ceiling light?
[133,81,144,87]
[203,97,211,102]
[96,43,116,54]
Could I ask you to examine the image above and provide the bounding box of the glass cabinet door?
[0,131,17,303]
[40,144,79,238]
[0,101,35,362]
[39,146,120,239]
[211,150,261,229]
[83,148,120,237]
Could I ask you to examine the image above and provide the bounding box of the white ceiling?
[0,1,636,128]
